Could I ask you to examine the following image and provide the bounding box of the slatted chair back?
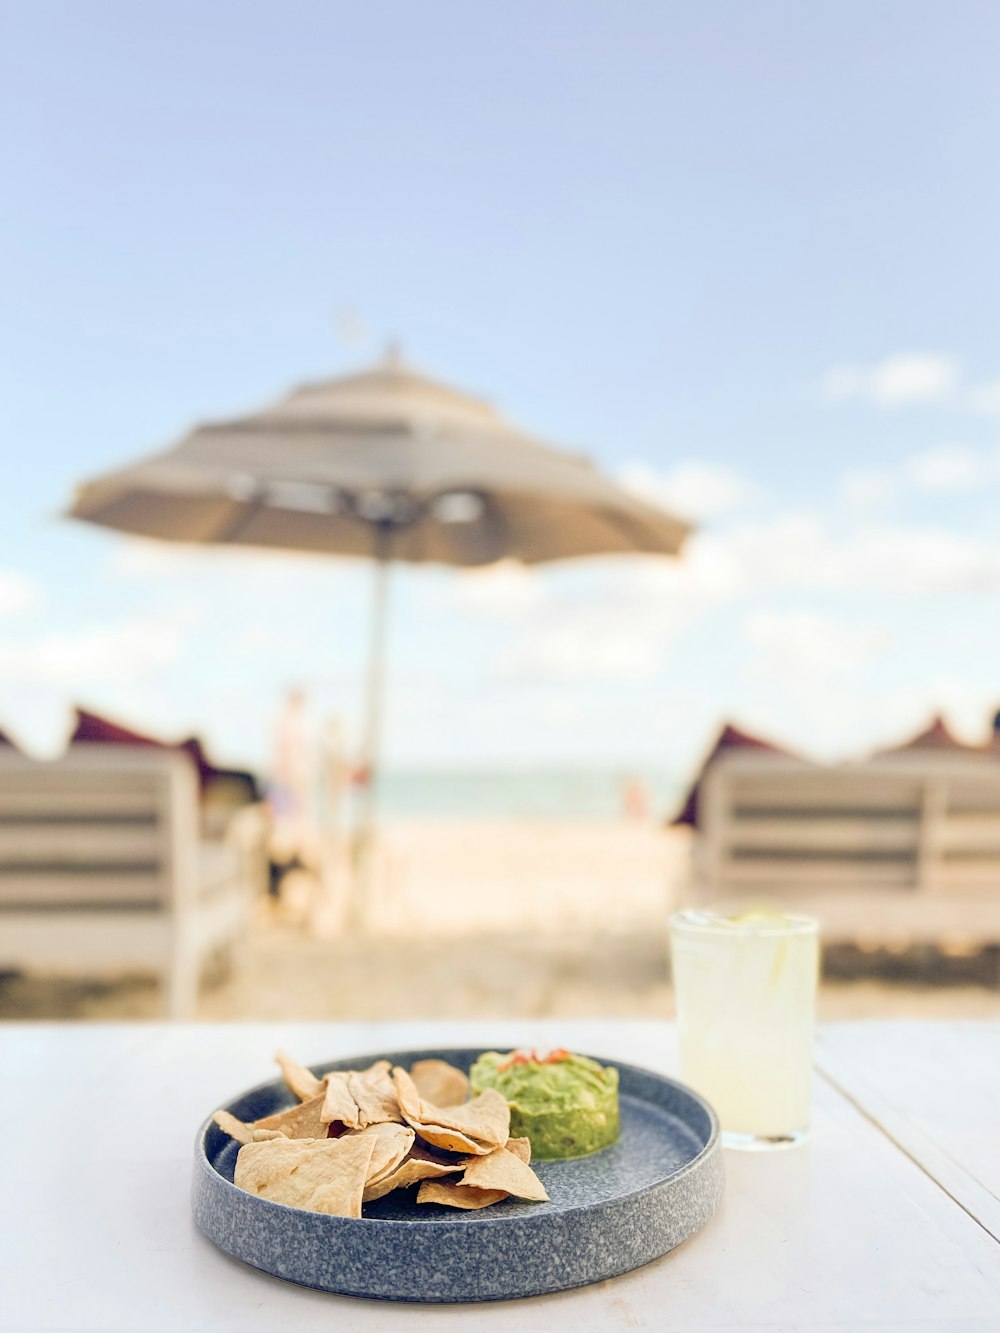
[0,746,198,916]
[692,753,1000,944]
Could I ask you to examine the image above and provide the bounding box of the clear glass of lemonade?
[670,907,819,1149]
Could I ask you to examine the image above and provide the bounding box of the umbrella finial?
[383,338,403,369]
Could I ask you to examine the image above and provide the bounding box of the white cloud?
[0,569,41,617]
[645,509,1000,602]
[744,611,890,678]
[741,516,1000,597]
[968,380,1000,416]
[109,538,350,587]
[845,525,1000,594]
[691,514,838,594]
[837,444,1000,507]
[496,538,734,684]
[820,353,1000,418]
[871,354,959,405]
[904,444,986,493]
[821,352,959,406]
[820,365,868,401]
[619,460,760,521]
[0,612,193,687]
[503,607,668,683]
[838,468,896,510]
[448,561,544,617]
[111,542,199,578]
[477,504,1000,688]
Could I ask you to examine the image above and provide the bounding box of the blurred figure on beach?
[320,717,351,840]
[267,687,316,891]
[622,774,650,823]
[266,688,356,933]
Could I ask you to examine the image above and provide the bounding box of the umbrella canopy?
[70,350,690,565]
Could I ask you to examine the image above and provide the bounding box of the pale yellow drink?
[670,908,819,1148]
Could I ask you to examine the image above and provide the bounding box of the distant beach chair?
[687,752,1000,951]
[0,746,266,1017]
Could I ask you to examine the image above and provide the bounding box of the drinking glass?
[670,908,819,1149]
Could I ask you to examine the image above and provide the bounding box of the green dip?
[469,1051,620,1160]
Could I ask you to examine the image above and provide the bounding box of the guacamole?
[469,1050,620,1160]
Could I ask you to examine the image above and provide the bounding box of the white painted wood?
[816,1021,1000,1242]
[720,862,914,888]
[3,1021,998,1332]
[916,779,947,894]
[0,873,164,906]
[0,748,260,1016]
[938,814,1000,851]
[730,816,918,851]
[0,824,162,860]
[725,769,925,811]
[0,913,175,967]
[694,755,1000,943]
[0,787,162,815]
[938,863,1000,889]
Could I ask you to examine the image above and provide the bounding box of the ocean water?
[374,768,685,821]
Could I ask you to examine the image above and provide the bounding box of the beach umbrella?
[68,348,690,862]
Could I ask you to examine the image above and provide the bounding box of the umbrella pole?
[351,528,392,926]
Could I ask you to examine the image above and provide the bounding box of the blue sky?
[4,1,1000,779]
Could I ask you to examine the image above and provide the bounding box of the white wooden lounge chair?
[0,746,264,1017]
[687,752,1000,948]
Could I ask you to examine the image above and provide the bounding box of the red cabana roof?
[873,713,983,756]
[69,707,258,797]
[670,722,799,828]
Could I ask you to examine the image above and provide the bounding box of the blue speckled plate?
[192,1047,723,1303]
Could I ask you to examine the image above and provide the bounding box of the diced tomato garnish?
[498,1047,570,1071]
[497,1050,531,1072]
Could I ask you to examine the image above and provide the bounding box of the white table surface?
[816,1021,1000,1243]
[5,1020,1000,1332]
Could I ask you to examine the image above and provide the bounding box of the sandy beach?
[2,820,1000,1022]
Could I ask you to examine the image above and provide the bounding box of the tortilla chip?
[416,1180,508,1210]
[413,1122,494,1153]
[363,1153,460,1203]
[409,1059,469,1108]
[506,1137,532,1164]
[351,1122,414,1188]
[392,1065,426,1123]
[392,1067,509,1153]
[459,1146,548,1202]
[255,1090,328,1140]
[252,1128,285,1141]
[212,1109,254,1145]
[234,1134,376,1217]
[348,1061,400,1128]
[321,1071,361,1129]
[275,1049,324,1102]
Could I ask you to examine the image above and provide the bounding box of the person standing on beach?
[267,687,317,893]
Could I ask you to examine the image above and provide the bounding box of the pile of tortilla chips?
[213,1050,549,1219]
